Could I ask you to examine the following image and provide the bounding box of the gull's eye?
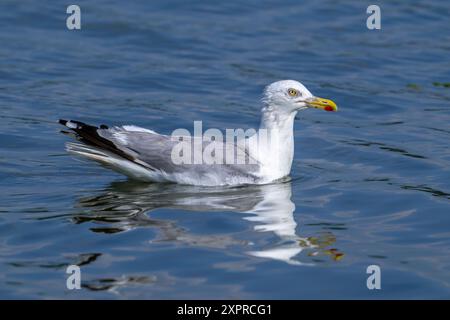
[288,88,298,97]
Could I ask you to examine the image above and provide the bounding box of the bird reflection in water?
[74,180,344,266]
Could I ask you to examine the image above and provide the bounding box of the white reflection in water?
[241,183,314,265]
[75,180,342,266]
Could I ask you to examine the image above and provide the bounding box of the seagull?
[59,80,337,186]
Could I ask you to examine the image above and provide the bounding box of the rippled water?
[0,0,449,299]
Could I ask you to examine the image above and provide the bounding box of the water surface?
[0,0,449,299]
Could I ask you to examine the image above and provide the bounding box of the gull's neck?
[250,104,297,181]
[259,104,296,131]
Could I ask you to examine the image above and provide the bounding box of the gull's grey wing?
[97,125,261,178]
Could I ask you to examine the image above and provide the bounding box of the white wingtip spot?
[66,121,78,129]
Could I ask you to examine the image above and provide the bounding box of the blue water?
[1,0,449,299]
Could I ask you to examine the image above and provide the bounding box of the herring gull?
[59,80,337,186]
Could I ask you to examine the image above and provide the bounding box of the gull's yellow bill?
[306,97,338,112]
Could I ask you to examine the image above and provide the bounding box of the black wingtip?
[59,119,68,126]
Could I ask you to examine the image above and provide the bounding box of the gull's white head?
[262,80,337,114]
